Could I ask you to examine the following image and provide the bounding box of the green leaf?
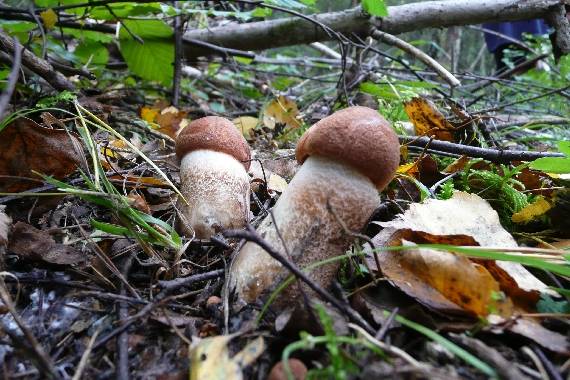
[62,28,114,43]
[361,0,388,17]
[529,157,570,174]
[537,294,570,314]
[557,140,570,156]
[119,20,173,84]
[75,41,109,66]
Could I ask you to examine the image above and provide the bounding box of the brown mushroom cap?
[175,116,251,170]
[295,106,400,189]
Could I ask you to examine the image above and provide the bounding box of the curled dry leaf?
[0,119,83,192]
[8,222,88,266]
[369,228,514,317]
[404,97,456,141]
[375,192,550,296]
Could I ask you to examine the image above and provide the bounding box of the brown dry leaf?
[404,97,456,141]
[232,116,258,140]
[488,316,569,354]
[511,197,552,224]
[8,222,88,266]
[128,190,151,214]
[0,119,83,192]
[375,192,550,298]
[370,229,513,317]
[262,96,302,129]
[140,103,188,138]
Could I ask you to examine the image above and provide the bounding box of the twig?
[400,136,564,163]
[223,226,375,335]
[0,37,22,118]
[71,328,100,380]
[449,333,528,380]
[85,269,224,355]
[116,255,134,380]
[0,29,74,91]
[473,84,570,115]
[0,277,61,379]
[370,28,461,87]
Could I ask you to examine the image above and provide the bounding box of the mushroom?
[228,106,400,307]
[175,116,251,239]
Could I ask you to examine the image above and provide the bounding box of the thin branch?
[370,28,461,87]
[400,136,565,163]
[0,38,22,118]
[0,29,75,91]
[223,225,375,335]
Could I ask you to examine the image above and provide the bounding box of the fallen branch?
[401,136,565,163]
[183,0,564,56]
[0,29,75,91]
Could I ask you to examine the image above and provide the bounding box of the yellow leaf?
[512,197,552,223]
[232,116,258,140]
[140,106,159,123]
[40,9,58,30]
[189,335,264,380]
[262,96,302,130]
[396,162,418,175]
[404,97,456,141]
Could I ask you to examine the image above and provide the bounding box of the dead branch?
[183,0,564,56]
[0,29,75,91]
[401,136,565,163]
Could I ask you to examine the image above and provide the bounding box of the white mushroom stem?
[177,149,250,239]
[228,155,380,307]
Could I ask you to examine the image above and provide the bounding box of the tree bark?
[183,0,565,56]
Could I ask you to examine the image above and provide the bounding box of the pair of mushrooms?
[175,107,399,306]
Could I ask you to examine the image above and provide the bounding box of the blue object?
[483,20,550,53]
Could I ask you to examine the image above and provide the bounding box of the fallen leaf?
[404,97,456,141]
[0,119,83,192]
[262,96,302,129]
[189,335,264,380]
[232,116,258,140]
[369,228,514,317]
[8,222,88,266]
[511,197,552,223]
[375,192,550,297]
[140,103,188,138]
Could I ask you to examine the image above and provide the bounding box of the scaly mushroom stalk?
[175,116,251,239]
[228,106,400,307]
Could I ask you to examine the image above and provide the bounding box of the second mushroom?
[175,116,251,239]
[228,106,400,307]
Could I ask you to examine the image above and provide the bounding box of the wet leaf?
[262,96,302,129]
[0,119,83,192]
[404,97,456,141]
